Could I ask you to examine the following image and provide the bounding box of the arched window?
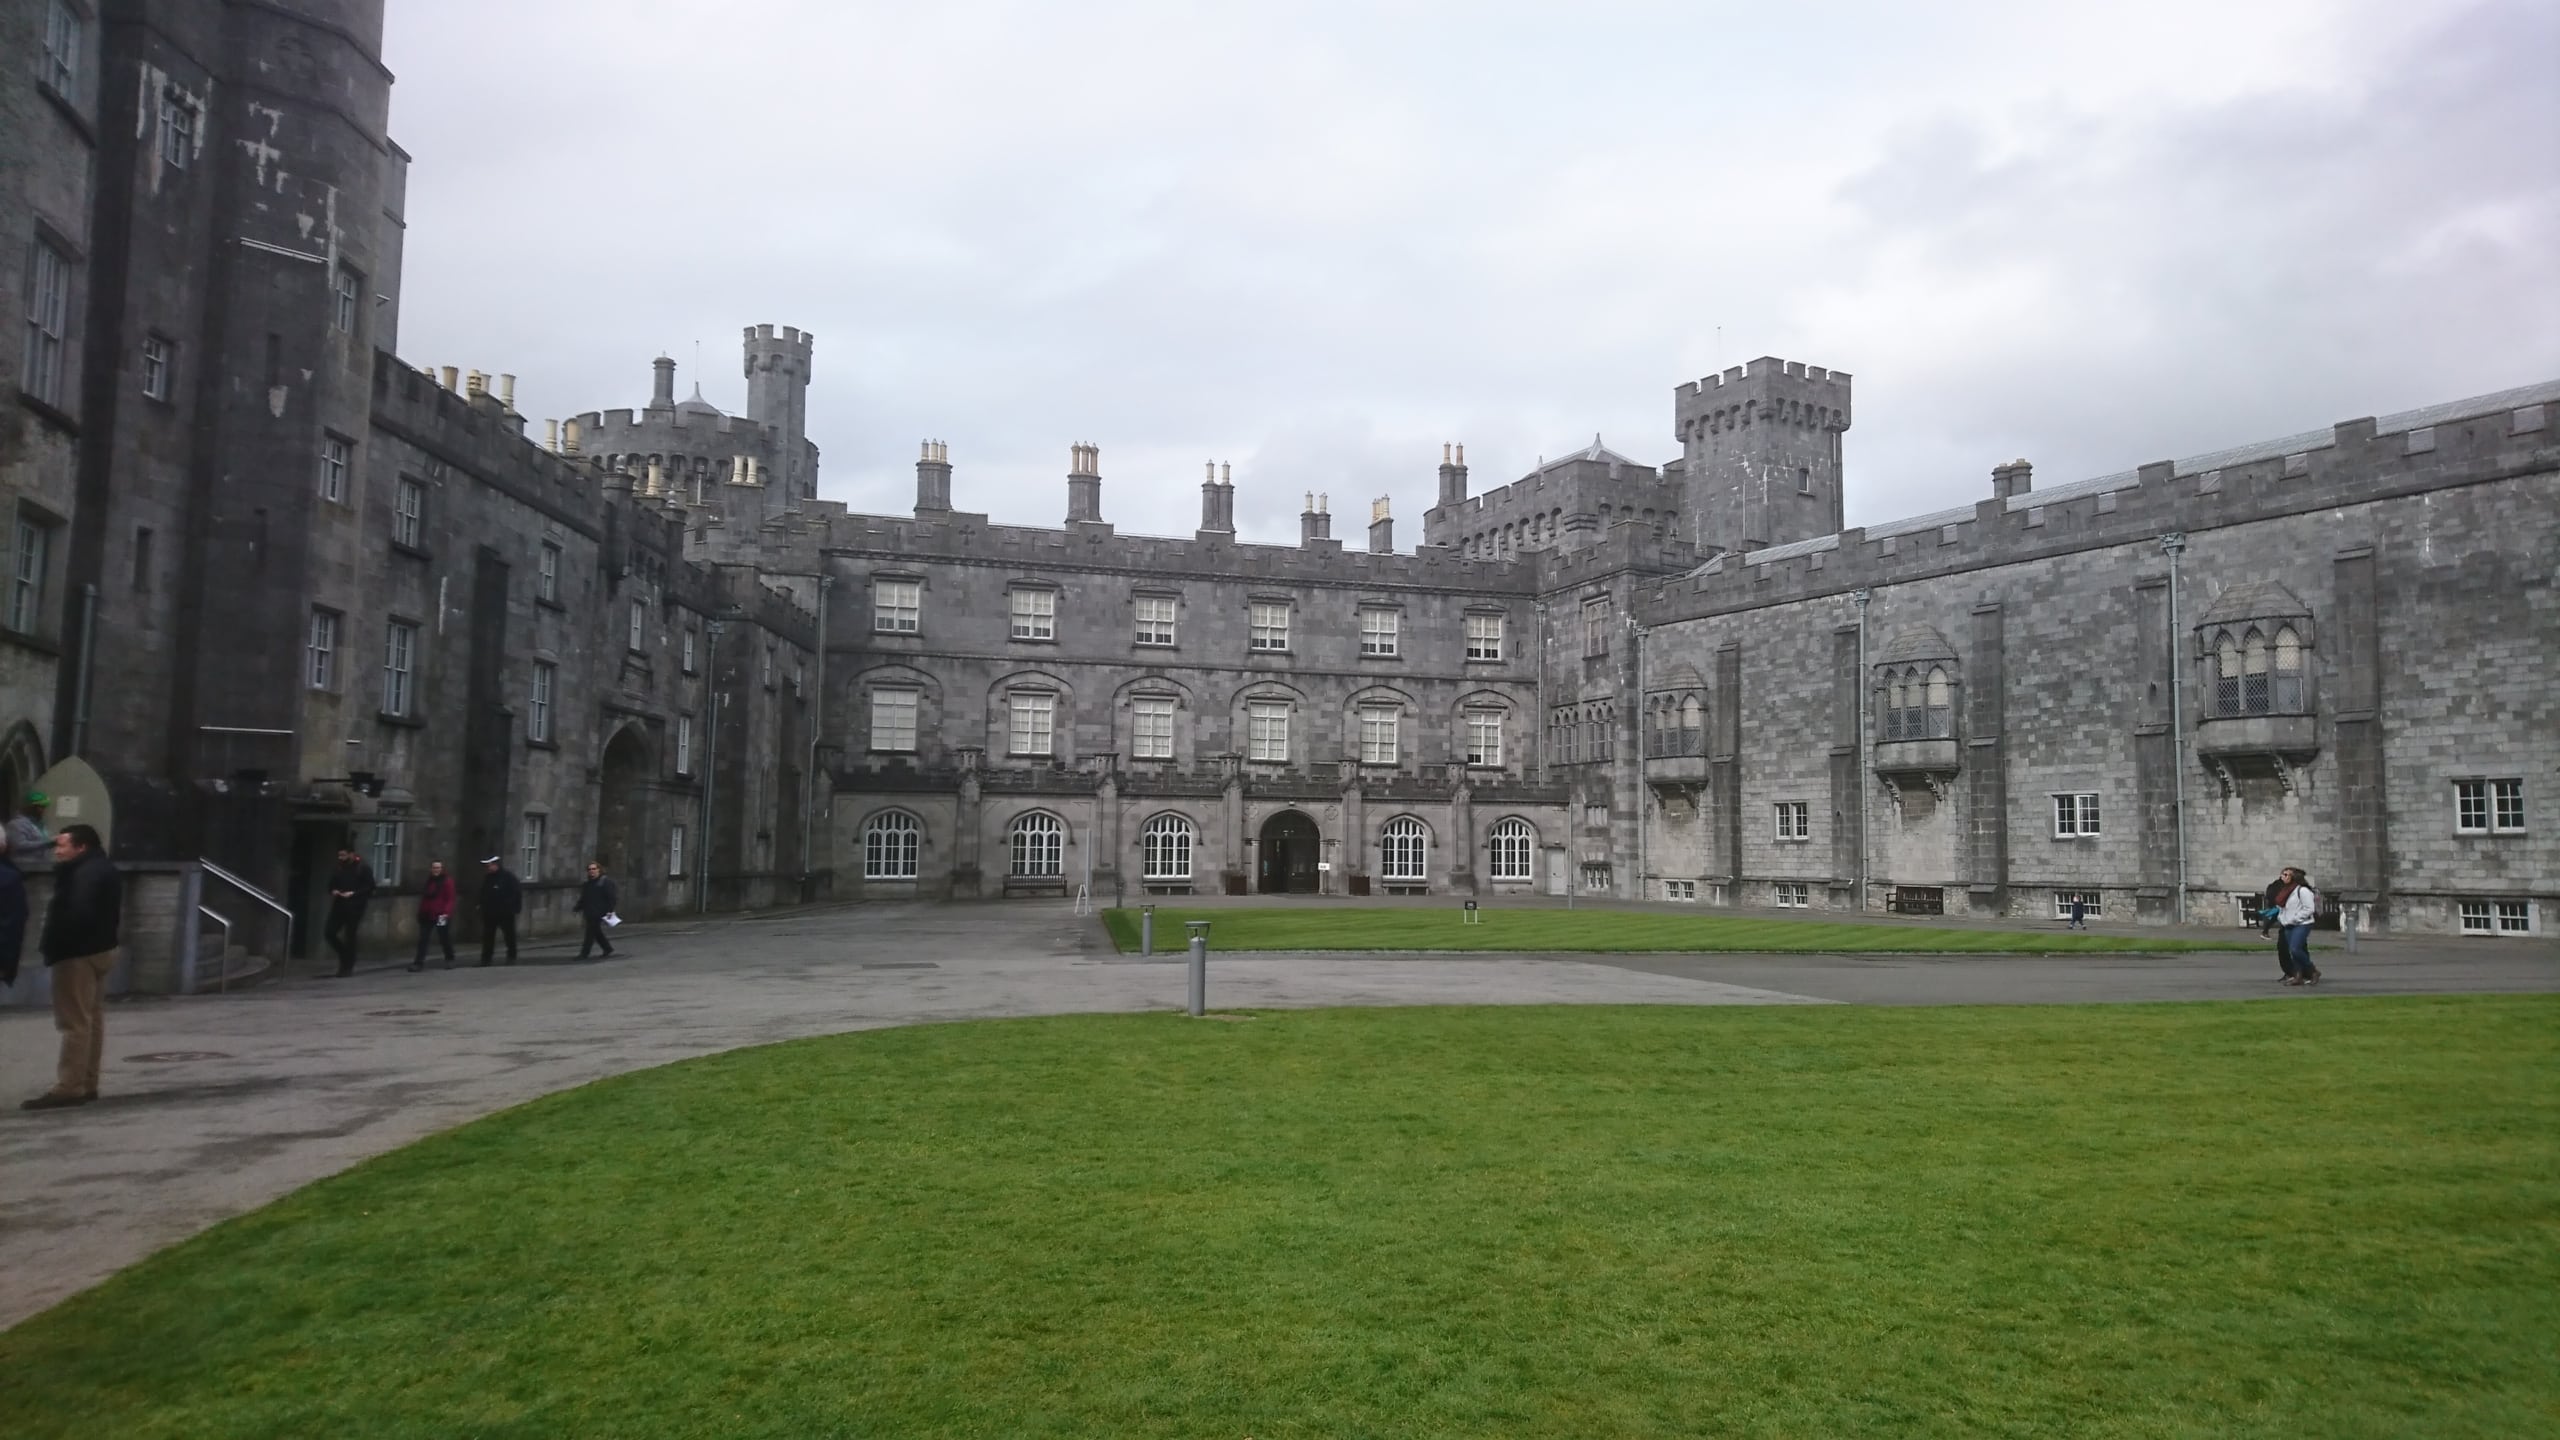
[1680,695,1703,730]
[1381,816,1429,882]
[863,810,921,880]
[2241,629,2269,713]
[1142,813,1193,881]
[2216,634,2242,715]
[2273,626,2304,712]
[1009,811,1063,878]
[1924,666,1952,738]
[1488,818,1533,882]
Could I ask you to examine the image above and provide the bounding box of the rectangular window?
[1465,710,1503,767]
[1357,706,1399,766]
[762,645,775,688]
[382,620,418,716]
[319,436,350,503]
[1582,598,1612,657]
[1249,601,1289,651]
[1775,882,1810,908]
[668,824,686,878]
[869,690,918,753]
[680,628,697,673]
[1009,588,1055,641]
[141,335,172,400]
[538,542,562,603]
[132,527,153,592]
[1774,801,1810,842]
[43,1,80,99]
[1359,608,1399,657]
[333,264,363,334]
[369,821,401,886]
[1585,804,1609,830]
[2053,792,2101,838]
[1008,692,1054,757]
[23,240,72,407]
[2496,901,2533,934]
[1247,702,1289,762]
[158,91,196,170]
[874,579,920,633]
[2054,890,2105,919]
[627,599,646,652]
[393,478,425,549]
[520,813,546,877]
[9,518,48,634]
[2460,901,2492,934]
[307,609,338,689]
[2494,780,2526,832]
[1132,697,1175,760]
[676,712,695,773]
[528,661,555,742]
[1581,862,1611,893]
[1134,595,1177,646]
[1665,879,1696,902]
[1465,613,1503,661]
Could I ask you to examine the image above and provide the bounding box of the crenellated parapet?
[1641,381,2559,624]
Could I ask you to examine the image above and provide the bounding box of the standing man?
[478,855,522,966]
[6,793,49,870]
[409,859,457,972]
[23,824,122,1110]
[575,860,618,960]
[323,846,377,978]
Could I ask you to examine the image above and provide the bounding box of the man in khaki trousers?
[23,824,122,1111]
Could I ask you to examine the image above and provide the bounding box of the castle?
[1,1,2549,1006]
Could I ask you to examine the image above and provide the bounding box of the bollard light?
[1140,904,1156,957]
[1184,921,1212,1017]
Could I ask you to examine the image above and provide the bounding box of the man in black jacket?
[24,824,121,1110]
[575,860,618,960]
[478,855,522,966]
[323,846,377,977]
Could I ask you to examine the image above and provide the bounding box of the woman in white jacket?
[2276,867,2322,985]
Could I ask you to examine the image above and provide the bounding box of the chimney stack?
[1301,491,1332,546]
[439,365,459,392]
[543,419,559,452]
[1066,441,1102,524]
[498,373,517,413]
[560,418,582,455]
[466,370,488,399]
[1992,458,2033,500]
[651,355,676,409]
[1438,441,1469,509]
[1197,460,1236,538]
[1368,497,1393,554]
[916,439,953,512]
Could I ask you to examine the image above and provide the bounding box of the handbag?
[602,912,621,928]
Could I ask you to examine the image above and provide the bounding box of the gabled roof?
[1876,624,1958,665]
[2196,579,2311,631]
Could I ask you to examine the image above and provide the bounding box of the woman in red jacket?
[409,859,457,972]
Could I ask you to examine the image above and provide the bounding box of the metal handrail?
[198,904,234,993]
[198,858,294,948]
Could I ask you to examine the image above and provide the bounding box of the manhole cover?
[129,1051,233,1063]
[861,962,939,971]
[363,1008,442,1018]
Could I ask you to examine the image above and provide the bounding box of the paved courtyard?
[2,901,2549,1328]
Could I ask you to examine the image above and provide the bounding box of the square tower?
[1674,358,1851,554]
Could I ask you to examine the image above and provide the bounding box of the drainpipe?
[1631,614,1647,900]
[2161,534,2189,925]
[800,575,831,898]
[1534,601,1549,783]
[1853,588,1870,911]
[699,620,723,914]
[69,583,99,754]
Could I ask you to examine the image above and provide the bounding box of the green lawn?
[5,1000,2553,1438]
[1103,904,2264,953]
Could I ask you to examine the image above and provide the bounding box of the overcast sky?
[382,0,2559,546]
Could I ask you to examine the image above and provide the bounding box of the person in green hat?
[6,792,48,871]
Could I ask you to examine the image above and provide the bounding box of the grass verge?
[2,999,2552,1438]
[1101,905,2264,953]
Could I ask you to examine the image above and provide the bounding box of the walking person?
[2066,895,2088,931]
[323,846,377,978]
[22,825,122,1110]
[575,860,618,960]
[478,855,521,966]
[2275,867,2322,986]
[409,859,457,972]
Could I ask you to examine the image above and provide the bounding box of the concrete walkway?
[1,901,2549,1329]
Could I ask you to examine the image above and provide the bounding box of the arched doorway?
[597,725,653,914]
[1257,810,1320,894]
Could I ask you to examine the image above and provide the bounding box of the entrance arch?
[597,724,654,913]
[1257,810,1320,894]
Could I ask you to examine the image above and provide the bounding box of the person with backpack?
[2271,867,2322,986]
[409,859,457,972]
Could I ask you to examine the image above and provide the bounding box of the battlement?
[743,322,815,371]
[1679,357,1852,399]
[571,406,768,441]
[818,506,1545,596]
[1643,379,2560,624]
